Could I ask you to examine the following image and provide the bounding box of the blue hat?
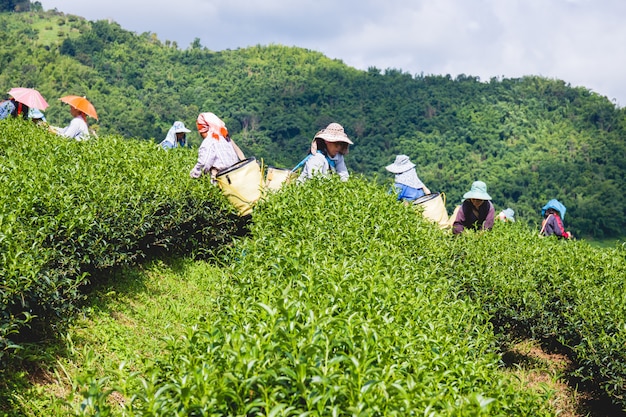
[498,208,515,222]
[28,108,46,121]
[462,181,492,201]
[542,199,566,219]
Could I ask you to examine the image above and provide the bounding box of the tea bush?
[0,120,242,362]
[4,118,626,413]
[72,178,553,416]
[447,223,626,408]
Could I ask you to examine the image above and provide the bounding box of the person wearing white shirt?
[190,112,244,182]
[298,122,353,183]
[52,105,89,140]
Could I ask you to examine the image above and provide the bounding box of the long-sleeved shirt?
[541,214,571,238]
[393,183,426,201]
[190,136,240,179]
[0,100,16,120]
[55,116,89,140]
[452,199,495,234]
[297,152,349,182]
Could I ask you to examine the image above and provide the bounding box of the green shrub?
[447,223,626,408]
[0,120,242,363]
[71,178,552,416]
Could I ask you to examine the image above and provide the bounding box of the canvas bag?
[412,192,450,229]
[216,157,263,216]
[265,167,297,191]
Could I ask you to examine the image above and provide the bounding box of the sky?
[40,0,626,107]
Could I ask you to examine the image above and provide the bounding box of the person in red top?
[540,208,572,239]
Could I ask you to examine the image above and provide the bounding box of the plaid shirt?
[190,137,240,178]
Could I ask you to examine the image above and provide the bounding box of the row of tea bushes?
[447,224,626,408]
[72,178,554,416]
[0,120,241,362]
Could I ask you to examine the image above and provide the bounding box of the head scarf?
[160,121,189,148]
[196,112,228,140]
[394,168,425,190]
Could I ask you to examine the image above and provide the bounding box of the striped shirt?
[190,137,240,178]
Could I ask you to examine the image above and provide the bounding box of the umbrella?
[59,95,98,120]
[8,87,49,110]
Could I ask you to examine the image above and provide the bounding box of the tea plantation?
[2,120,626,415]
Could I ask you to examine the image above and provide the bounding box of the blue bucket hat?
[462,181,492,201]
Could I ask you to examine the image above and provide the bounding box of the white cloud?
[40,0,626,105]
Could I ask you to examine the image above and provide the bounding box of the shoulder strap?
[539,214,553,235]
[291,151,336,172]
[292,154,312,172]
[229,138,245,160]
[318,150,336,169]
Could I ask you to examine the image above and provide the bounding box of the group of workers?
[0,95,92,140]
[3,97,572,238]
[385,153,571,238]
[169,112,571,238]
[388,155,573,238]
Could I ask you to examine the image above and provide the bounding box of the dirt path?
[504,340,626,417]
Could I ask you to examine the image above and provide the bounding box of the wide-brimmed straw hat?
[310,122,353,154]
[385,155,415,174]
[314,123,353,144]
[462,181,492,201]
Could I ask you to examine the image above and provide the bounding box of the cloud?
[40,0,626,105]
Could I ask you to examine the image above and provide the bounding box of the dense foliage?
[52,177,626,415]
[0,121,625,414]
[0,119,243,362]
[53,179,554,416]
[1,8,625,237]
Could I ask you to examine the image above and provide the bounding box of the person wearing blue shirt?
[0,98,28,120]
[385,155,430,202]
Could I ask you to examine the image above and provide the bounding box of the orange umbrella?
[8,87,49,110]
[59,95,98,120]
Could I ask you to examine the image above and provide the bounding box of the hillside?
[1,7,625,237]
[2,120,626,415]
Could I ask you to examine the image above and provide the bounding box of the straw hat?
[385,155,416,174]
[462,181,492,200]
[310,122,353,154]
[314,123,353,144]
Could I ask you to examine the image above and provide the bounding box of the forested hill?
[1,7,625,238]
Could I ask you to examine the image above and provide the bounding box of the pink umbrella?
[8,87,49,110]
